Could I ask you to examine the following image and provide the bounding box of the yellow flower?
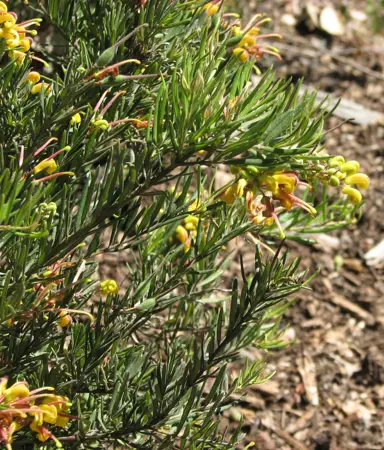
[0,13,17,27]
[175,225,192,251]
[0,1,8,12]
[100,279,119,295]
[344,173,370,189]
[0,377,8,395]
[31,82,51,95]
[27,71,41,84]
[184,215,199,228]
[175,225,189,244]
[342,186,362,204]
[233,47,249,63]
[221,179,248,204]
[232,25,242,36]
[203,2,219,16]
[37,404,58,425]
[70,113,82,125]
[271,173,296,195]
[4,382,30,402]
[10,50,26,65]
[0,378,71,447]
[248,27,260,36]
[58,310,72,328]
[30,424,51,443]
[5,38,19,49]
[33,159,58,175]
[30,394,71,433]
[19,38,31,52]
[239,34,256,49]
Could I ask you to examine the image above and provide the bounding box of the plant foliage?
[0,0,368,448]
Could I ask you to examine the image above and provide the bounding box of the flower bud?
[330,156,345,168]
[342,186,362,204]
[196,149,207,157]
[344,173,370,189]
[58,310,72,328]
[27,71,41,84]
[233,47,249,63]
[203,2,219,16]
[184,215,199,227]
[92,119,109,130]
[340,160,360,175]
[96,47,116,67]
[232,25,242,36]
[184,222,197,231]
[71,113,82,125]
[175,225,189,244]
[244,166,259,177]
[329,175,340,187]
[31,82,51,95]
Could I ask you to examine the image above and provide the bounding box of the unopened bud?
[340,160,360,175]
[344,173,370,189]
[342,186,362,204]
[329,175,340,187]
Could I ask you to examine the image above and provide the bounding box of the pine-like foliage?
[0,1,368,449]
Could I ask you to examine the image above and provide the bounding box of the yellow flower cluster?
[0,378,72,449]
[100,279,119,296]
[219,157,370,238]
[169,196,201,252]
[231,18,281,63]
[174,215,199,251]
[327,156,370,204]
[259,172,317,215]
[0,1,40,64]
[219,171,317,238]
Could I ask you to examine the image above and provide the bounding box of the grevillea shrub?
[0,1,369,448]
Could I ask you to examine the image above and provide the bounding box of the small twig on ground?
[328,292,376,326]
[261,419,310,450]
